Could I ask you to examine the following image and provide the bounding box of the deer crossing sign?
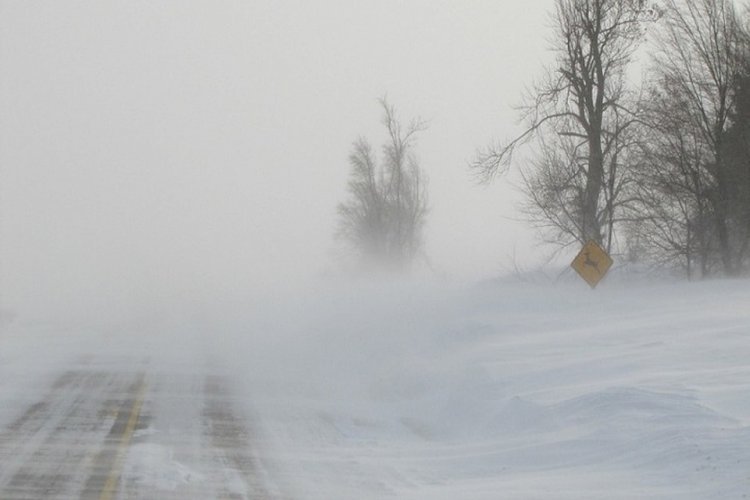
[571,240,613,289]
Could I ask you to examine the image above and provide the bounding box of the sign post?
[571,240,613,288]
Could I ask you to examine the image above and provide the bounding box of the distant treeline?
[473,0,750,279]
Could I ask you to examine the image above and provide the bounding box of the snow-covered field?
[2,277,749,498]
[219,277,750,499]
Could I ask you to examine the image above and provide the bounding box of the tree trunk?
[583,130,605,244]
[714,143,736,276]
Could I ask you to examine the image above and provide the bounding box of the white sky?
[0,1,556,317]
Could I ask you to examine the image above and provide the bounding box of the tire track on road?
[0,370,105,498]
[203,375,277,499]
[0,370,145,499]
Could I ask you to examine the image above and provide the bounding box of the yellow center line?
[98,378,147,500]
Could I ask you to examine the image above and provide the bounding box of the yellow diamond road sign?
[571,240,613,289]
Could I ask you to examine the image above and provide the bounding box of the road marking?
[98,377,147,500]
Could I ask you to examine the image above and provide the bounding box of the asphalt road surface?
[0,357,280,499]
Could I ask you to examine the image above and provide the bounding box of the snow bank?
[215,277,750,499]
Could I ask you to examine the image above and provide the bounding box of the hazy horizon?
[1,1,558,320]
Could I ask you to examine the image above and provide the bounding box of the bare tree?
[625,81,717,278]
[648,0,749,275]
[336,99,428,271]
[519,133,590,250]
[336,138,388,263]
[473,0,654,250]
[722,35,750,273]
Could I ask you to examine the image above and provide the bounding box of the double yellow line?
[98,378,148,500]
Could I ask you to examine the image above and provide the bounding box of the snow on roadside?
[220,278,750,499]
[2,276,748,498]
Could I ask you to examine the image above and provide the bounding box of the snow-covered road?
[0,353,280,499]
